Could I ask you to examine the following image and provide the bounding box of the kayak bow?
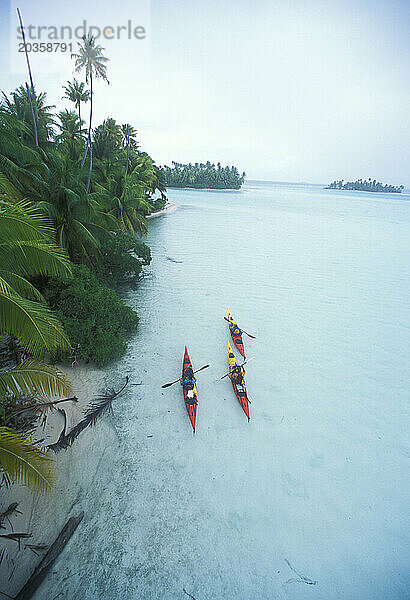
[227,342,250,421]
[182,346,198,432]
[227,309,245,358]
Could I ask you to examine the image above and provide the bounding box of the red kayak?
[228,342,250,421]
[182,346,198,432]
[227,309,245,358]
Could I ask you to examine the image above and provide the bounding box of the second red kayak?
[182,346,198,432]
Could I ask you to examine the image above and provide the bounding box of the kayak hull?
[227,342,250,421]
[227,310,245,358]
[182,346,197,432]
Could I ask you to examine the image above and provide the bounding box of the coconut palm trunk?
[125,125,130,175]
[81,72,92,168]
[72,35,109,181]
[16,9,38,146]
[86,137,93,193]
[25,82,38,146]
[87,71,93,161]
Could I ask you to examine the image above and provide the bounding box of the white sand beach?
[0,364,113,597]
[146,202,178,219]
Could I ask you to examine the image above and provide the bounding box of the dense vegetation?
[161,161,245,189]
[43,265,140,366]
[326,179,404,193]
[0,34,166,489]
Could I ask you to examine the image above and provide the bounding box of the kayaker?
[185,366,194,378]
[230,364,245,385]
[181,368,196,397]
[230,323,243,338]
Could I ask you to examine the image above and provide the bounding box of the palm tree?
[0,109,40,181]
[94,169,150,236]
[151,166,167,200]
[121,124,138,149]
[55,110,87,161]
[103,117,122,142]
[62,78,90,121]
[0,426,55,493]
[56,110,87,143]
[129,152,158,193]
[121,124,138,175]
[2,86,55,146]
[93,118,122,169]
[28,152,115,263]
[71,35,109,175]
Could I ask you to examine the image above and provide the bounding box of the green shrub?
[43,264,139,366]
[94,232,151,287]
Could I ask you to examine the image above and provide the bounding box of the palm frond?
[0,240,71,279]
[0,360,72,398]
[0,291,71,357]
[0,426,55,493]
[0,271,45,301]
[0,199,55,242]
[72,220,100,249]
[0,173,23,201]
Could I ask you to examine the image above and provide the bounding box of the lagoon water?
[34,181,409,599]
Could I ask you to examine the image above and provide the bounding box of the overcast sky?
[1,0,409,185]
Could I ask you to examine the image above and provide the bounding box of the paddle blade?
[162,378,180,388]
[242,356,255,366]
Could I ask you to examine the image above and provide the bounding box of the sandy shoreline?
[146,202,177,219]
[167,187,241,192]
[0,364,112,598]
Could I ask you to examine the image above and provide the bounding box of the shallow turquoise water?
[35,181,410,599]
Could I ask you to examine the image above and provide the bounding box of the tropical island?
[161,161,246,189]
[325,179,404,193]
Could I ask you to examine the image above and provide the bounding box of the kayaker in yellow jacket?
[230,323,243,338]
[181,367,196,399]
[230,364,245,385]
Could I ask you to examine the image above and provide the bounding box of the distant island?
[161,161,246,189]
[325,179,404,193]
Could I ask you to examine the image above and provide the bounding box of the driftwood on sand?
[14,512,84,600]
[48,377,129,453]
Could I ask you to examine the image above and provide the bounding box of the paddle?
[162,364,210,388]
[220,356,255,380]
[224,316,256,339]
